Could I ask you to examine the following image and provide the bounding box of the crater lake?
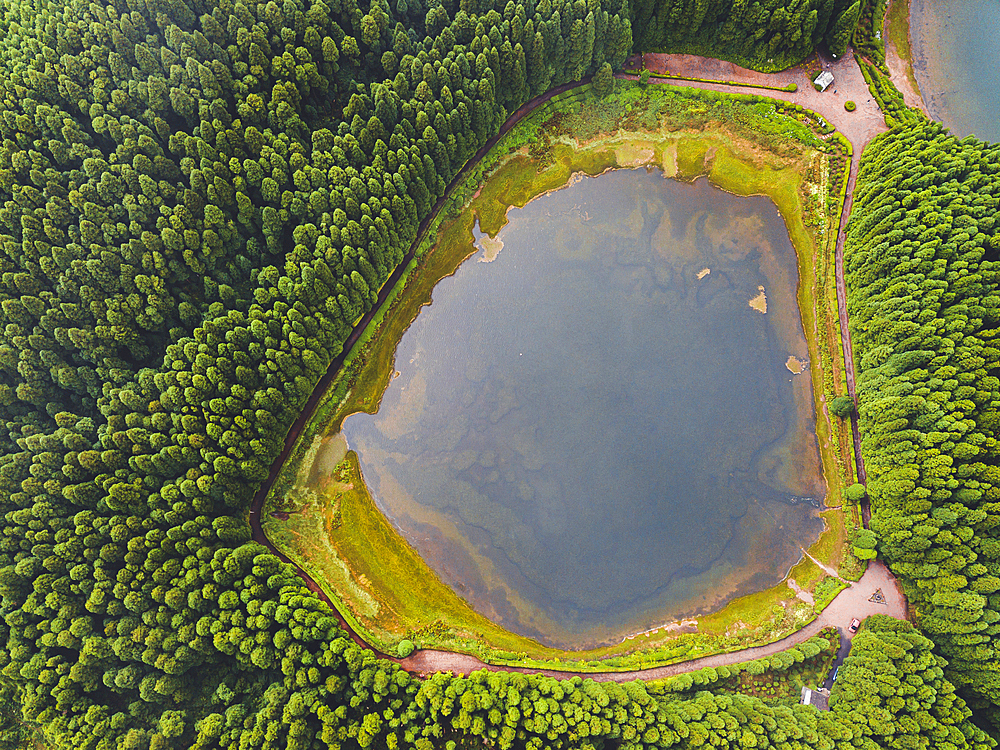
[341,169,827,649]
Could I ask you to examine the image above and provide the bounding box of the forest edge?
[250,42,909,679]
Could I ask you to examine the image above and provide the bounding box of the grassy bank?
[886,0,912,63]
[262,80,855,670]
[885,0,919,98]
[622,68,798,93]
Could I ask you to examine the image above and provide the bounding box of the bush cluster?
[650,630,840,696]
[851,0,887,68]
[857,57,922,127]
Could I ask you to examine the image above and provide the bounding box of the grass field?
[262,80,858,669]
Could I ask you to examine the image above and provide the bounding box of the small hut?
[813,71,834,92]
[800,687,830,711]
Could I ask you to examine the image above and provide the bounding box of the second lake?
[911,0,1000,143]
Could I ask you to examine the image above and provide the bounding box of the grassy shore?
[885,0,919,97]
[262,80,856,670]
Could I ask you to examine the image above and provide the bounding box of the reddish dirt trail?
[834,137,869,522]
[402,561,905,680]
[253,53,910,681]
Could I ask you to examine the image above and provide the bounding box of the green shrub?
[845,483,867,503]
[398,640,415,658]
[786,83,798,92]
[594,62,614,97]
[829,395,855,417]
[746,660,767,676]
[852,528,878,549]
[844,100,856,111]
[847,520,880,561]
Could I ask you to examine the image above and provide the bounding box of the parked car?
[848,617,861,634]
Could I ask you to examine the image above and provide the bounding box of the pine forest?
[1,0,1000,747]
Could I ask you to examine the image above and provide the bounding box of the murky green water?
[911,0,1000,142]
[342,170,825,648]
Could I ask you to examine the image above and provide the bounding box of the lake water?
[911,0,1000,142]
[342,169,825,648]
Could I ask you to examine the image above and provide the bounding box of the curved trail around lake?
[403,561,904,680]
[252,48,909,680]
[247,77,592,661]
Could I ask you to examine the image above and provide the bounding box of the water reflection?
[343,170,825,648]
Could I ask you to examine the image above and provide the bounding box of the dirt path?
[403,561,906,681]
[252,48,909,682]
[834,131,869,520]
[638,49,887,145]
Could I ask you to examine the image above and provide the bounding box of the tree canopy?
[845,118,1000,730]
[630,0,864,70]
[3,0,991,746]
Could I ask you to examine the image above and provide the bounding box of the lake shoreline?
[261,81,857,668]
[883,0,927,114]
[344,167,826,650]
[907,0,946,124]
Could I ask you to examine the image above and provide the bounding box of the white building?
[814,71,835,92]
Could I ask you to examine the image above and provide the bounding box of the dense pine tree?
[846,119,1000,730]
[4,0,989,746]
[629,0,862,70]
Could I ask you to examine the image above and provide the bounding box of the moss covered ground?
[262,80,856,669]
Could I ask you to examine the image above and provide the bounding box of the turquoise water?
[342,170,825,648]
[911,0,1000,142]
